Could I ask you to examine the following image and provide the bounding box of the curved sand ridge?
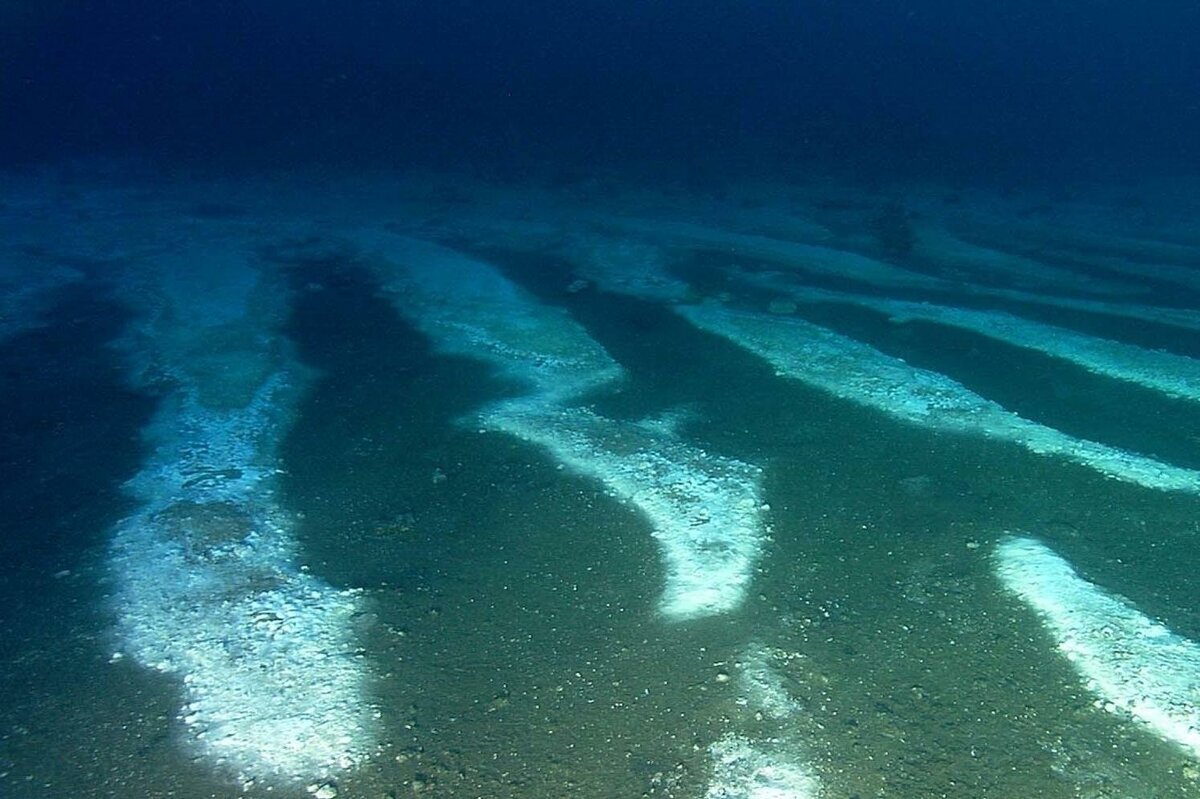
[677,302,1200,493]
[493,402,765,619]
[108,246,377,784]
[995,537,1200,759]
[359,232,767,621]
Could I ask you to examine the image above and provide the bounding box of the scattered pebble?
[307,781,338,799]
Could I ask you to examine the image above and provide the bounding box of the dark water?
[3,2,1200,182]
[4,4,1200,799]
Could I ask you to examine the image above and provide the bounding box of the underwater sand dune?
[564,234,693,303]
[995,537,1200,760]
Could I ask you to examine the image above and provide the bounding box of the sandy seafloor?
[3,166,1200,799]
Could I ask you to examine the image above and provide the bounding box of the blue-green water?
[1,170,1200,799]
[4,6,1200,794]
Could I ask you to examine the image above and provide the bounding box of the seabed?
[3,167,1200,798]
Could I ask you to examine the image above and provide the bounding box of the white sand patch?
[748,280,1200,404]
[491,402,765,620]
[706,643,821,799]
[361,232,621,402]
[995,537,1200,759]
[734,645,805,722]
[707,735,821,799]
[677,302,1200,493]
[109,247,377,784]
[362,233,766,619]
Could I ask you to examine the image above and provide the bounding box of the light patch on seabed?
[744,279,1200,405]
[491,402,765,620]
[945,214,1200,292]
[595,215,1200,333]
[734,645,805,723]
[677,302,1200,493]
[998,291,1200,334]
[995,537,1200,760]
[706,644,820,799]
[605,216,951,292]
[907,222,1138,296]
[599,214,1145,303]
[707,736,821,799]
[360,233,766,620]
[108,252,377,785]
[564,233,693,303]
[359,232,621,401]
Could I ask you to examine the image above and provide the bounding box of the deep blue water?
[4,1,1200,181]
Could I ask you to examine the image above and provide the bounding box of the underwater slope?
[357,233,767,621]
[107,238,378,786]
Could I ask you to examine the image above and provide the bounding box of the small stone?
[714,671,732,683]
[310,782,338,799]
